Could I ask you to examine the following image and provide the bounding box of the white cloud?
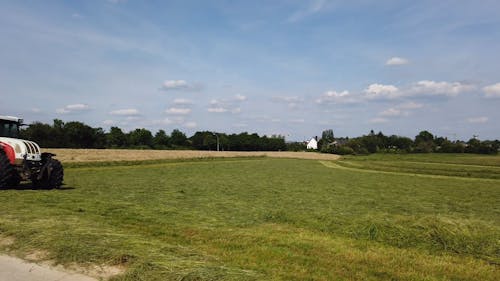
[183,121,197,128]
[66,104,89,110]
[316,90,358,104]
[125,116,141,121]
[153,116,186,126]
[386,57,409,66]
[364,84,400,100]
[272,96,304,109]
[234,94,247,101]
[379,108,403,117]
[287,0,328,23]
[154,118,174,125]
[208,99,227,113]
[233,123,248,128]
[161,80,187,90]
[397,101,424,109]
[208,107,228,113]
[172,98,193,105]
[483,83,500,98]
[207,105,240,114]
[107,0,126,4]
[56,103,90,114]
[272,96,303,103]
[206,96,244,114]
[102,120,115,126]
[290,118,305,123]
[71,13,83,19]
[165,107,191,115]
[364,81,473,100]
[109,108,140,116]
[409,80,474,97]
[369,117,389,124]
[377,102,422,119]
[467,116,488,124]
[160,80,200,91]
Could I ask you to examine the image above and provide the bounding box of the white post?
[212,132,220,151]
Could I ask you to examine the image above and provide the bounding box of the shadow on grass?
[0,183,75,191]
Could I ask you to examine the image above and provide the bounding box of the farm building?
[306,137,318,150]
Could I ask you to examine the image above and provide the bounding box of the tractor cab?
[0,116,22,138]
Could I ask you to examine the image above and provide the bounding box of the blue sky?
[1,0,499,141]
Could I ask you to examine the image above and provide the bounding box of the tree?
[414,131,435,153]
[322,129,334,143]
[190,131,218,150]
[171,129,188,146]
[387,135,413,151]
[19,122,55,148]
[128,128,153,148]
[52,119,67,147]
[93,127,107,148]
[64,121,97,148]
[286,141,306,151]
[415,131,434,144]
[153,130,170,149]
[107,127,127,148]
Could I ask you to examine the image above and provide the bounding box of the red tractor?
[0,115,63,189]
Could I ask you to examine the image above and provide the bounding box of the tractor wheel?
[0,149,15,188]
[7,172,21,186]
[34,158,64,189]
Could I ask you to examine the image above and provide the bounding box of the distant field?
[46,149,341,162]
[0,154,499,280]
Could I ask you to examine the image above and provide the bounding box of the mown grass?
[0,156,499,280]
[339,153,500,179]
[342,153,500,166]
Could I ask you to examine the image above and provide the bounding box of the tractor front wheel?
[33,158,64,189]
[0,149,15,188]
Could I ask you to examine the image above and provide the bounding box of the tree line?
[18,119,498,154]
[19,119,286,151]
[315,129,499,155]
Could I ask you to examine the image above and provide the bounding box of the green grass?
[0,155,499,280]
[342,153,500,166]
[339,153,500,179]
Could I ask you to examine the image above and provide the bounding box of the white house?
[306,137,318,150]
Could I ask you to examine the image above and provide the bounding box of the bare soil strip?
[46,149,340,162]
[0,255,97,281]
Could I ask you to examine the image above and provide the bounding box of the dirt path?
[0,255,96,281]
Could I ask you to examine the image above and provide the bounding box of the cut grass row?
[342,153,500,166]
[1,155,499,280]
[339,153,500,179]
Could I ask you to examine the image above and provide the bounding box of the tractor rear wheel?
[34,158,64,189]
[0,149,15,188]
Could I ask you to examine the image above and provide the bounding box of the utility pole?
[212,132,220,151]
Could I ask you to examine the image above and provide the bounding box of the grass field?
[338,153,500,179]
[0,152,499,280]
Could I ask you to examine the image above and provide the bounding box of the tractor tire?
[7,172,21,187]
[0,149,15,188]
[34,158,64,189]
